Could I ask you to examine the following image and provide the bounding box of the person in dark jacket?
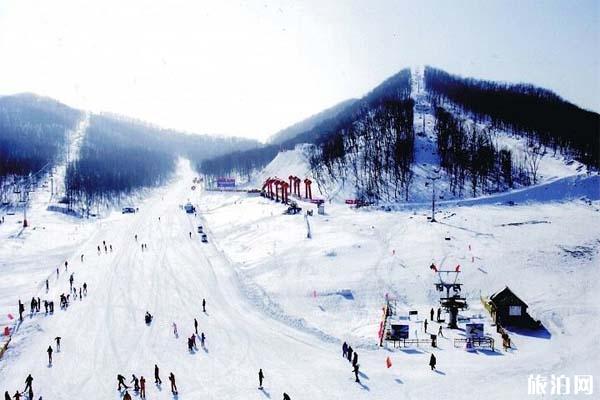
[202,298,206,313]
[130,375,139,392]
[283,393,291,400]
[168,372,177,394]
[352,351,358,367]
[347,346,353,363]
[4,391,10,400]
[342,342,348,358]
[258,369,264,389]
[430,308,434,321]
[24,375,33,393]
[429,353,437,370]
[12,391,21,400]
[18,300,24,321]
[122,390,132,400]
[353,363,360,383]
[154,364,162,385]
[194,318,198,334]
[47,346,53,364]
[117,374,129,390]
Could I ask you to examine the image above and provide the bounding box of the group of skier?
[96,240,113,254]
[117,366,177,398]
[341,342,361,383]
[4,374,38,400]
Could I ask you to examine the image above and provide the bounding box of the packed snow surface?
[1,160,599,399]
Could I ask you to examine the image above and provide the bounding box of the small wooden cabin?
[488,286,539,328]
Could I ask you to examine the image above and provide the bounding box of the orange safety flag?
[455,264,461,272]
[386,356,392,368]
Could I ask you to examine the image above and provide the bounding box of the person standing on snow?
[189,232,192,238]
[258,369,264,389]
[437,308,441,322]
[438,325,444,337]
[18,300,24,321]
[200,332,205,347]
[139,376,146,399]
[424,319,428,333]
[55,337,61,351]
[24,374,33,394]
[11,391,21,400]
[130,375,139,393]
[45,279,49,292]
[117,374,129,390]
[83,283,87,295]
[194,318,198,334]
[172,322,178,337]
[81,254,84,262]
[64,261,68,271]
[122,390,132,400]
[429,353,437,370]
[202,298,206,313]
[154,364,162,385]
[4,391,10,400]
[283,393,291,400]
[353,363,360,383]
[168,372,177,395]
[347,346,353,363]
[342,342,348,358]
[69,274,74,290]
[352,351,358,367]
[430,308,434,321]
[47,346,53,364]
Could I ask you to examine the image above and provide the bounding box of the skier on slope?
[424,319,428,333]
[64,261,68,271]
[173,322,178,336]
[353,363,360,383]
[83,283,87,295]
[430,308,434,321]
[258,369,264,389]
[24,375,33,394]
[18,300,24,321]
[47,346,53,364]
[69,274,74,290]
[45,279,49,292]
[55,337,61,351]
[168,373,177,394]
[194,318,198,334]
[154,364,162,385]
[429,353,437,370]
[200,332,205,347]
[130,375,139,392]
[117,374,129,390]
[352,351,358,367]
[202,298,206,313]
[342,342,348,358]
[347,345,353,363]
[139,376,146,399]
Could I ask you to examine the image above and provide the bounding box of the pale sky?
[0,0,598,141]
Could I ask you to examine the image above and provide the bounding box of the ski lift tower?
[435,269,468,329]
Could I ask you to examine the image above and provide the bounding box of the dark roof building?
[488,286,539,328]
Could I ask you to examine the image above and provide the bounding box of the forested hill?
[0,94,259,211]
[424,67,600,168]
[0,94,81,178]
[200,68,413,179]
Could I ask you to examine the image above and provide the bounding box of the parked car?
[122,207,136,214]
[201,234,208,243]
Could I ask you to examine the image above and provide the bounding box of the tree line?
[425,66,600,168]
[433,105,530,197]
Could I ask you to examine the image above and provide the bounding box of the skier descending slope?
[154,365,162,385]
[258,369,264,389]
[168,372,178,395]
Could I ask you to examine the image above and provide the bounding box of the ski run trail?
[1,159,599,399]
